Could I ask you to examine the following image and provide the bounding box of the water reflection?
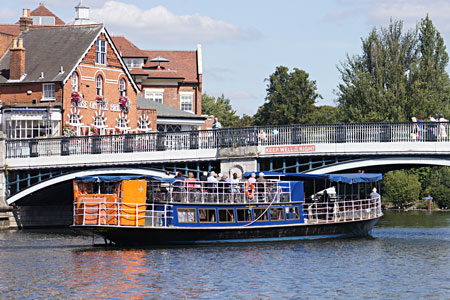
[0,211,449,299]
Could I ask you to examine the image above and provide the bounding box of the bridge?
[2,121,450,227]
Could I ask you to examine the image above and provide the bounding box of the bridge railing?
[5,122,449,158]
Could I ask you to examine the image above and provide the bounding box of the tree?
[423,167,450,208]
[253,66,321,125]
[309,105,339,124]
[234,114,254,127]
[336,17,450,122]
[201,93,239,127]
[383,170,421,207]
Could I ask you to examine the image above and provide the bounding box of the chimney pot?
[19,8,33,32]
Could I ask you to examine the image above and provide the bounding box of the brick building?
[0,20,152,139]
[112,36,208,132]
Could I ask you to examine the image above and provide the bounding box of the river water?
[0,211,449,299]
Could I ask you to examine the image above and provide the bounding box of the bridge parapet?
[5,121,450,165]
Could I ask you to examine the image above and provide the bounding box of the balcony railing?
[5,122,449,159]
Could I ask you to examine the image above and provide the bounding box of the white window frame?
[96,39,107,65]
[119,78,127,97]
[94,115,105,127]
[125,58,143,68]
[144,89,164,104]
[96,75,103,96]
[180,92,194,113]
[71,72,79,92]
[42,83,55,101]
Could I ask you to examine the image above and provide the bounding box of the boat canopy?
[243,172,382,184]
[74,175,175,183]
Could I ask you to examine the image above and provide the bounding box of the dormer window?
[96,39,107,65]
[125,58,144,68]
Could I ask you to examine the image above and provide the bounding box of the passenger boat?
[71,172,383,245]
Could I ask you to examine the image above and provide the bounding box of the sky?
[1,0,449,116]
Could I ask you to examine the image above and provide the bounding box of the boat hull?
[73,217,381,246]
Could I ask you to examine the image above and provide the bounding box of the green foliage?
[383,170,421,207]
[337,17,450,122]
[423,167,450,208]
[202,93,239,127]
[308,105,339,124]
[253,66,322,125]
[234,114,254,127]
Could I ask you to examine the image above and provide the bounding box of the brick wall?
[0,82,62,104]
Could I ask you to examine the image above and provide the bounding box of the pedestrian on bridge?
[438,114,448,141]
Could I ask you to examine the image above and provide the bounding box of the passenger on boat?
[370,188,380,200]
[207,171,219,202]
[231,173,241,203]
[199,171,208,194]
[256,172,267,202]
[174,172,186,202]
[220,174,232,202]
[248,173,257,184]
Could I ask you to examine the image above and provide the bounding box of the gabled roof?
[0,25,103,83]
[137,96,205,120]
[0,25,20,36]
[111,36,148,58]
[30,4,65,25]
[110,36,200,83]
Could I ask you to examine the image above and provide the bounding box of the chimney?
[10,38,26,80]
[19,8,33,32]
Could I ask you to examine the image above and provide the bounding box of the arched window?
[96,75,103,96]
[71,72,79,92]
[70,113,80,124]
[117,117,127,128]
[138,114,151,130]
[94,115,104,126]
[119,78,126,97]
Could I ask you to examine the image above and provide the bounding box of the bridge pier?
[219,146,258,177]
[0,133,17,229]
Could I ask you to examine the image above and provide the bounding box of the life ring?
[245,182,255,199]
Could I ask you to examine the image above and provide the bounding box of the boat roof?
[243,172,382,184]
[75,175,175,183]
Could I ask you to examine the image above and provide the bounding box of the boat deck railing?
[304,197,382,224]
[148,180,292,204]
[73,197,382,228]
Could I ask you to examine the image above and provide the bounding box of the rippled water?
[1,211,449,299]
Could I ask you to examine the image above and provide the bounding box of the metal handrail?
[7,121,449,158]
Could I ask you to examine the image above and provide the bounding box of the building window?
[138,114,151,130]
[71,72,79,92]
[6,119,60,139]
[96,75,103,96]
[119,78,126,97]
[125,59,143,68]
[144,89,163,104]
[180,93,194,112]
[69,113,80,124]
[157,124,181,132]
[96,39,107,65]
[42,83,55,100]
[94,115,104,127]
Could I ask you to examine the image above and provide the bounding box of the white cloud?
[328,0,450,36]
[91,1,260,44]
[227,90,257,100]
[0,8,18,22]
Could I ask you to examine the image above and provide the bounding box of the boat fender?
[245,182,255,199]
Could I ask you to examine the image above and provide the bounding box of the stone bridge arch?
[304,157,450,174]
[6,167,167,205]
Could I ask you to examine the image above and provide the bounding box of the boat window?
[253,208,269,222]
[177,208,197,223]
[270,207,285,221]
[286,207,300,220]
[236,208,252,222]
[218,209,235,223]
[100,182,116,194]
[199,209,216,223]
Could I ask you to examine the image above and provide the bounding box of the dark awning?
[75,175,175,183]
[243,172,382,184]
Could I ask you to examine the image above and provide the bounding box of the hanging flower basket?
[63,124,76,137]
[96,95,105,104]
[71,91,81,106]
[90,126,99,136]
[119,96,131,113]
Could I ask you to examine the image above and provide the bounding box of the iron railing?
[6,122,449,158]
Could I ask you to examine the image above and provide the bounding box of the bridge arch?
[304,157,450,174]
[6,167,168,205]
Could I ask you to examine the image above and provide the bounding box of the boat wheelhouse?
[71,172,383,245]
